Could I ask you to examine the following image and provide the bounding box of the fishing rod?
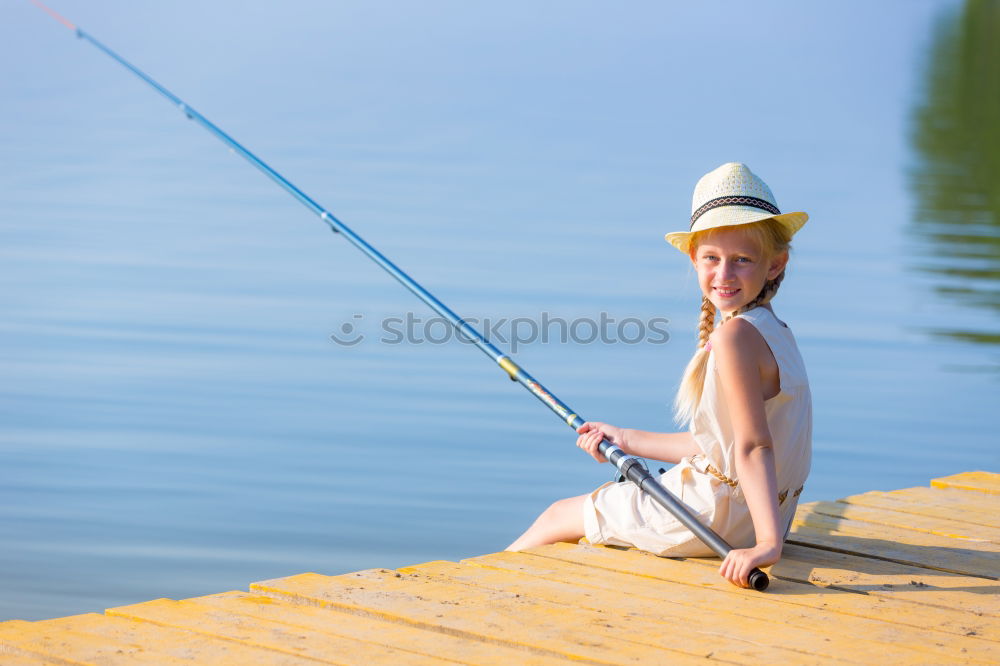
[32,1,769,592]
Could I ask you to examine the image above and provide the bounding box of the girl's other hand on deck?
[575,422,627,463]
[719,541,782,588]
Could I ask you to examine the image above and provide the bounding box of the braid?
[674,298,715,424]
[697,296,717,348]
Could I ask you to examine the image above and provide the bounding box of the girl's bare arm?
[711,318,783,587]
[621,429,699,464]
[576,423,699,464]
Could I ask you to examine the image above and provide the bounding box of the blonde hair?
[673,219,792,425]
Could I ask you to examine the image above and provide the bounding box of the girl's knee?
[548,496,575,511]
[547,494,588,519]
[507,494,588,551]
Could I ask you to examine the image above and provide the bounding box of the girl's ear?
[767,250,789,280]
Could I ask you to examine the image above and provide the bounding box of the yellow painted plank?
[405,557,984,664]
[0,649,64,665]
[190,590,566,666]
[786,524,997,580]
[807,500,1000,543]
[250,570,744,664]
[775,543,1000,619]
[462,550,1000,662]
[37,611,321,665]
[110,596,478,665]
[842,488,1000,529]
[528,542,1000,645]
[932,471,1000,495]
[791,505,999,579]
[0,616,173,664]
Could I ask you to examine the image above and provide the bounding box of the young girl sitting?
[507,162,812,589]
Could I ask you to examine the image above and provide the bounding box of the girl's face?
[690,227,788,316]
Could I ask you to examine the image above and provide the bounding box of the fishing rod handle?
[748,569,769,591]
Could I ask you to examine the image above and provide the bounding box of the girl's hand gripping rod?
[32,0,769,592]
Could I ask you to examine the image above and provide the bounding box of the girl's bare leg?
[506,494,588,551]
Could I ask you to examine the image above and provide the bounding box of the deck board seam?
[783,537,999,580]
[677,550,1000,626]
[103,608,340,665]
[140,599,479,665]
[834,498,1000,529]
[249,583,619,665]
[0,643,82,666]
[824,502,1000,540]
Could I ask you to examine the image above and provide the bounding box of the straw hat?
[664,162,808,254]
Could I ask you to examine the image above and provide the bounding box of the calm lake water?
[2,0,997,620]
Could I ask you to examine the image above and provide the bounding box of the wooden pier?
[1,471,997,664]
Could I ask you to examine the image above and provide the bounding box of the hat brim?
[664,209,808,254]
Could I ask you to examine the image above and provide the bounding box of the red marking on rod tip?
[30,0,77,31]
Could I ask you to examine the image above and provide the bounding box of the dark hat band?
[690,195,781,229]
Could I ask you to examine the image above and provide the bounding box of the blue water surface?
[1,0,996,620]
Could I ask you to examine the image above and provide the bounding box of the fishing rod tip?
[30,0,78,31]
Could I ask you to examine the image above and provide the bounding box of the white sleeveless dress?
[582,307,812,556]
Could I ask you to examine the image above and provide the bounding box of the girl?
[507,162,812,589]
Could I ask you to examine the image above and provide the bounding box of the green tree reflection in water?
[910,0,1000,347]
